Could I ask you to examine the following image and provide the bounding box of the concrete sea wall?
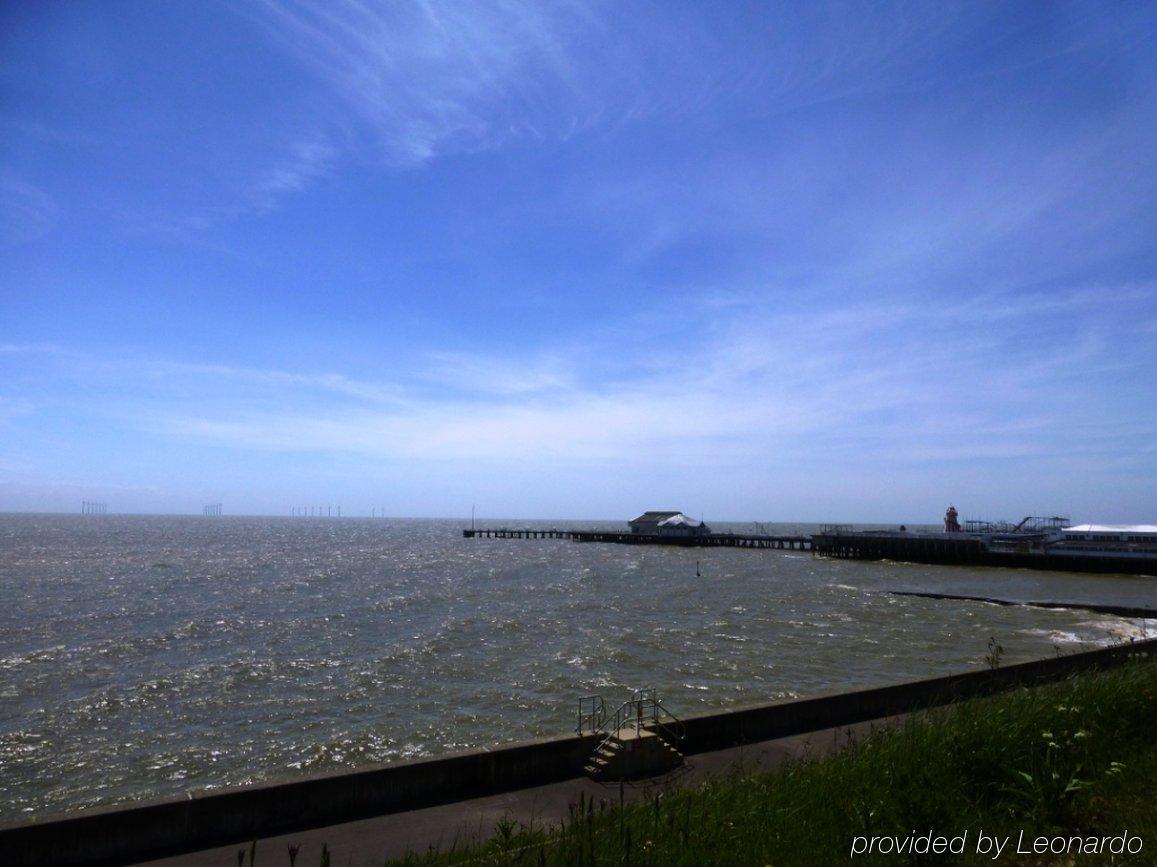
[677,639,1153,753]
[2,639,1153,867]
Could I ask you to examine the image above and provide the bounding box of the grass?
[384,654,1156,866]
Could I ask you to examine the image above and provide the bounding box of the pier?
[463,528,812,550]
[465,526,1154,573]
[464,504,1155,574]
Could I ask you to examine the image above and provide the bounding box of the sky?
[1,1,1155,522]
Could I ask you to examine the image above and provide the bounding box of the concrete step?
[583,726,685,781]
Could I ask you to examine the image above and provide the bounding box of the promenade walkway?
[138,717,893,866]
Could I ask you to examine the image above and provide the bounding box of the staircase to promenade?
[577,689,685,781]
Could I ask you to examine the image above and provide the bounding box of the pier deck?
[463,528,811,550]
[811,531,1157,575]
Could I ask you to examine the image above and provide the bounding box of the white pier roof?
[658,514,704,528]
[1064,524,1157,533]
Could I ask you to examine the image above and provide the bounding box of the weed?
[985,636,1004,669]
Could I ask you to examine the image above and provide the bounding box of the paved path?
[138,717,897,867]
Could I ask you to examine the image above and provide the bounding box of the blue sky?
[1,1,1154,522]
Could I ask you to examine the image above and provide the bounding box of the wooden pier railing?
[462,528,811,550]
[462,529,574,540]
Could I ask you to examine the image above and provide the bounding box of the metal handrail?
[649,695,686,744]
[576,694,607,734]
[585,688,685,753]
[632,689,685,744]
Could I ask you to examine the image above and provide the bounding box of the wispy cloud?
[149,360,409,405]
[250,135,339,209]
[0,343,62,354]
[1,276,1152,516]
[117,134,341,231]
[423,351,576,396]
[241,1,941,168]
[0,115,102,147]
[237,0,1054,176]
[243,0,658,165]
[94,283,1147,470]
[0,397,36,426]
[0,176,59,244]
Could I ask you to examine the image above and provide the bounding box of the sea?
[1,514,1153,821]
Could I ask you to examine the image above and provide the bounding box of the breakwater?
[3,638,1153,867]
[891,591,1157,619]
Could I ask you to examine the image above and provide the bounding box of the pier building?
[627,510,710,537]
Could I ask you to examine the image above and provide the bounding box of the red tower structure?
[944,505,961,533]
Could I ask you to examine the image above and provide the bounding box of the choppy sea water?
[1,514,1153,820]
